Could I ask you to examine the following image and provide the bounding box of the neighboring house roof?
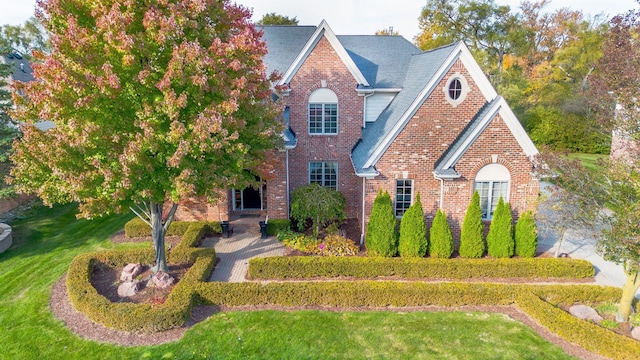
[1,53,35,83]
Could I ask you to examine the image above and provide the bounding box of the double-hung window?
[308,88,338,134]
[473,164,510,220]
[309,161,338,190]
[395,179,413,217]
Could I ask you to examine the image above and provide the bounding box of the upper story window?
[473,163,510,220]
[308,88,338,134]
[443,73,469,107]
[309,161,338,190]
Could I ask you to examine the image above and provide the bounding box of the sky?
[1,0,638,42]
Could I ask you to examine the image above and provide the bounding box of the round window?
[448,78,462,100]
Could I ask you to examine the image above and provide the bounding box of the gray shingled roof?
[1,54,34,83]
[337,35,422,88]
[351,43,459,175]
[260,26,316,79]
[433,97,502,179]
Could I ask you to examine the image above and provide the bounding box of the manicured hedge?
[124,217,221,237]
[266,219,291,236]
[66,222,215,332]
[517,295,640,360]
[247,256,595,280]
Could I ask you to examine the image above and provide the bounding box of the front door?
[233,178,267,211]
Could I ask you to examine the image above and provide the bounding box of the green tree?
[486,197,514,258]
[256,13,299,26]
[514,211,537,257]
[290,183,346,238]
[0,17,50,55]
[398,193,427,257]
[459,191,485,258]
[0,49,19,200]
[9,0,282,273]
[366,190,398,257]
[429,209,453,259]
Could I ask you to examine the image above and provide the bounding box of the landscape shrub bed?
[517,295,640,360]
[66,223,215,332]
[266,219,291,236]
[248,256,595,280]
[124,218,221,238]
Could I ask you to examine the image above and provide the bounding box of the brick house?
[175,20,540,243]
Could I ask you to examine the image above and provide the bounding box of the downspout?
[435,175,445,210]
[286,149,290,218]
[361,177,366,245]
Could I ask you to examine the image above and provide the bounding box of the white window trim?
[309,161,338,190]
[443,73,469,108]
[308,103,338,135]
[474,180,510,220]
[394,179,414,218]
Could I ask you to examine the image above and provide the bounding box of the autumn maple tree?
[9,0,282,272]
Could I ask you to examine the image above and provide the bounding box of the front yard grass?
[0,204,575,359]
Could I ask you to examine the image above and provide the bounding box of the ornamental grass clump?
[515,210,537,257]
[398,193,427,257]
[486,197,514,258]
[459,191,485,258]
[429,209,453,259]
[366,190,398,257]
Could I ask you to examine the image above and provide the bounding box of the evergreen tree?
[398,193,427,257]
[429,209,453,258]
[459,191,485,258]
[486,197,514,258]
[515,210,537,257]
[366,190,398,257]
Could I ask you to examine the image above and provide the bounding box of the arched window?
[308,88,338,134]
[474,164,510,220]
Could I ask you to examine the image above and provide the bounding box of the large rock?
[117,280,141,297]
[569,305,603,322]
[120,263,143,282]
[632,326,640,341]
[149,271,174,289]
[0,223,13,254]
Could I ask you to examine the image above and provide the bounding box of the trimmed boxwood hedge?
[517,295,640,360]
[66,222,216,332]
[247,256,595,280]
[124,217,222,237]
[266,219,291,236]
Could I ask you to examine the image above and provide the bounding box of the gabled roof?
[1,54,34,83]
[433,96,538,179]
[351,42,461,175]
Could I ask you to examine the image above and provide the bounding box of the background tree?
[459,191,485,258]
[398,193,427,257]
[486,197,514,258]
[0,49,20,200]
[366,190,398,257]
[0,17,50,55]
[9,0,282,273]
[256,13,298,26]
[375,27,399,36]
[428,209,453,259]
[514,210,537,257]
[290,183,346,238]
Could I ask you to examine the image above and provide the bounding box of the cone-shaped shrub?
[486,197,514,258]
[429,209,453,258]
[515,210,537,257]
[398,193,427,257]
[366,190,398,257]
[459,191,485,258]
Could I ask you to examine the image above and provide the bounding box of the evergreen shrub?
[429,209,453,258]
[486,197,514,258]
[459,191,485,258]
[398,193,427,257]
[515,211,537,257]
[366,190,398,257]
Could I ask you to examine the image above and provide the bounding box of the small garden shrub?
[486,197,514,258]
[124,217,221,237]
[429,209,453,258]
[366,190,398,257]
[276,229,317,252]
[398,193,427,257]
[307,235,359,256]
[290,183,346,237]
[459,191,485,258]
[515,211,537,257]
[266,219,291,236]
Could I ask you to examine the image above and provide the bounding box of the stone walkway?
[202,216,285,282]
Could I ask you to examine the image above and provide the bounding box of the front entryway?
[232,178,267,211]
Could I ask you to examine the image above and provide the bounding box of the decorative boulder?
[120,263,143,282]
[569,305,603,322]
[632,326,640,341]
[117,280,141,297]
[149,271,174,289]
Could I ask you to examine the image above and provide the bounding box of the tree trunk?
[553,228,566,258]
[150,202,168,273]
[616,270,640,322]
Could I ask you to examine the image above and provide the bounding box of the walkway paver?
[203,217,285,282]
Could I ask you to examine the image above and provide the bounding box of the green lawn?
[0,204,574,359]
[567,153,608,171]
